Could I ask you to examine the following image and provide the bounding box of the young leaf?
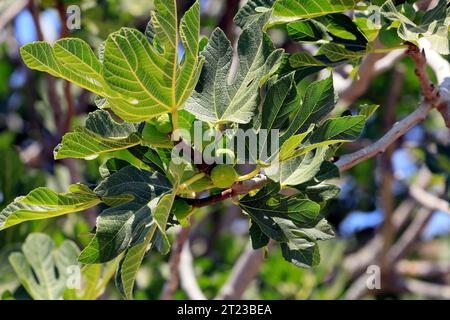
[186,13,284,124]
[9,233,79,300]
[0,184,101,231]
[55,110,141,160]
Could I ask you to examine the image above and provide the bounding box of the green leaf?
[281,76,335,144]
[278,125,314,161]
[249,221,270,249]
[281,241,320,268]
[21,1,204,122]
[309,115,366,143]
[239,184,322,240]
[186,13,284,124]
[64,259,118,300]
[104,0,203,120]
[289,51,327,68]
[9,233,79,300]
[268,146,329,186]
[381,0,450,54]
[272,0,359,22]
[127,146,167,174]
[78,166,172,264]
[287,20,330,43]
[297,219,335,241]
[239,184,329,268]
[0,184,101,231]
[234,0,276,28]
[359,104,380,119]
[115,162,185,299]
[299,183,341,203]
[115,223,157,300]
[20,39,108,97]
[141,123,173,148]
[55,110,141,160]
[255,72,298,162]
[317,43,371,62]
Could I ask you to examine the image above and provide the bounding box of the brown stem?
[406,44,440,105]
[181,174,269,208]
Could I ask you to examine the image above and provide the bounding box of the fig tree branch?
[336,44,450,171]
[182,174,269,208]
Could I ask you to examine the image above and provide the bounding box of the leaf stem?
[236,167,261,182]
[171,110,180,141]
[178,173,206,192]
[372,45,409,54]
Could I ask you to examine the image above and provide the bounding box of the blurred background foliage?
[1,0,450,300]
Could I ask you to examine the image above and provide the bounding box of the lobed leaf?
[9,233,79,300]
[186,13,284,124]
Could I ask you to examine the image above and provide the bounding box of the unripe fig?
[155,114,172,134]
[210,164,238,189]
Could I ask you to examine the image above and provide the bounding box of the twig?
[344,206,437,301]
[407,43,450,127]
[343,200,416,277]
[335,101,432,171]
[336,44,450,171]
[343,272,373,300]
[398,278,450,299]
[216,241,272,300]
[338,41,405,107]
[161,225,192,300]
[409,185,450,215]
[407,44,440,105]
[179,239,207,300]
[389,207,434,264]
[0,0,29,31]
[182,174,269,208]
[396,260,450,278]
